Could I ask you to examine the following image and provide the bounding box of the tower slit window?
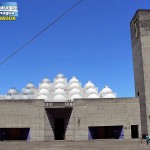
[134,19,138,38]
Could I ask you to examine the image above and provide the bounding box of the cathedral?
[0,10,150,141]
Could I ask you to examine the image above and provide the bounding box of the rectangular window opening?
[0,128,30,141]
[88,126,124,140]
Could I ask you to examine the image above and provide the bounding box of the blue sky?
[0,0,150,97]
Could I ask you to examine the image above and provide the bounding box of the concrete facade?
[40,98,141,141]
[0,100,45,141]
[1,10,150,142]
[70,98,141,140]
[0,98,141,141]
[130,10,150,137]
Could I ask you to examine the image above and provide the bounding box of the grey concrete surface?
[0,98,140,141]
[72,98,141,140]
[0,140,149,150]
[0,100,45,141]
[131,10,150,136]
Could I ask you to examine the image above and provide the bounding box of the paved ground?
[0,140,150,150]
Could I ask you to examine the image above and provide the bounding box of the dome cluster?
[99,85,116,98]
[0,73,117,102]
[22,82,37,99]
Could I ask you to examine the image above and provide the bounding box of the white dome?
[39,89,50,95]
[84,81,95,89]
[56,73,65,78]
[37,95,49,101]
[100,86,113,94]
[69,88,81,95]
[53,94,66,102]
[86,88,97,94]
[5,95,12,99]
[104,94,116,98]
[54,83,66,89]
[88,94,99,98]
[26,83,35,89]
[42,78,51,83]
[39,83,51,89]
[71,94,82,101]
[69,83,80,89]
[14,95,21,100]
[69,77,79,83]
[54,89,65,95]
[7,88,18,95]
[22,95,30,99]
[55,78,65,84]
[22,88,34,95]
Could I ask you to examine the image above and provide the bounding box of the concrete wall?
[65,109,74,141]
[130,10,150,136]
[72,98,141,140]
[0,100,45,141]
[0,98,141,141]
[44,109,54,141]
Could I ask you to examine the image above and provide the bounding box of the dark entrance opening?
[88,126,124,140]
[46,108,72,140]
[131,125,139,138]
[0,128,30,141]
[54,119,65,140]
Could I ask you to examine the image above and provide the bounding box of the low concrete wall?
[0,100,45,141]
[72,98,141,140]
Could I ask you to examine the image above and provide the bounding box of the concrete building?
[130,10,150,138]
[0,10,149,141]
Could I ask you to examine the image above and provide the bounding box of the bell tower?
[130,10,150,137]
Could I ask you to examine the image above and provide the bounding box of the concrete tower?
[130,10,150,137]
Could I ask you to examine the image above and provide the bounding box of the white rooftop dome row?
[54,83,66,90]
[88,94,99,98]
[22,88,35,95]
[69,88,81,95]
[42,78,51,83]
[84,81,95,89]
[39,89,50,95]
[69,77,79,84]
[69,82,81,90]
[86,88,98,95]
[39,83,51,89]
[99,86,116,98]
[4,93,35,100]
[104,94,116,98]
[37,95,50,102]
[70,94,82,101]
[56,73,65,78]
[53,94,66,102]
[7,88,18,95]
[54,89,66,95]
[55,78,66,84]
[100,85,112,94]
[22,82,37,96]
[0,73,117,101]
[25,82,35,89]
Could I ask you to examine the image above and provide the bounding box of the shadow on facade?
[88,126,124,140]
[131,125,139,138]
[45,108,72,140]
[0,128,30,141]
